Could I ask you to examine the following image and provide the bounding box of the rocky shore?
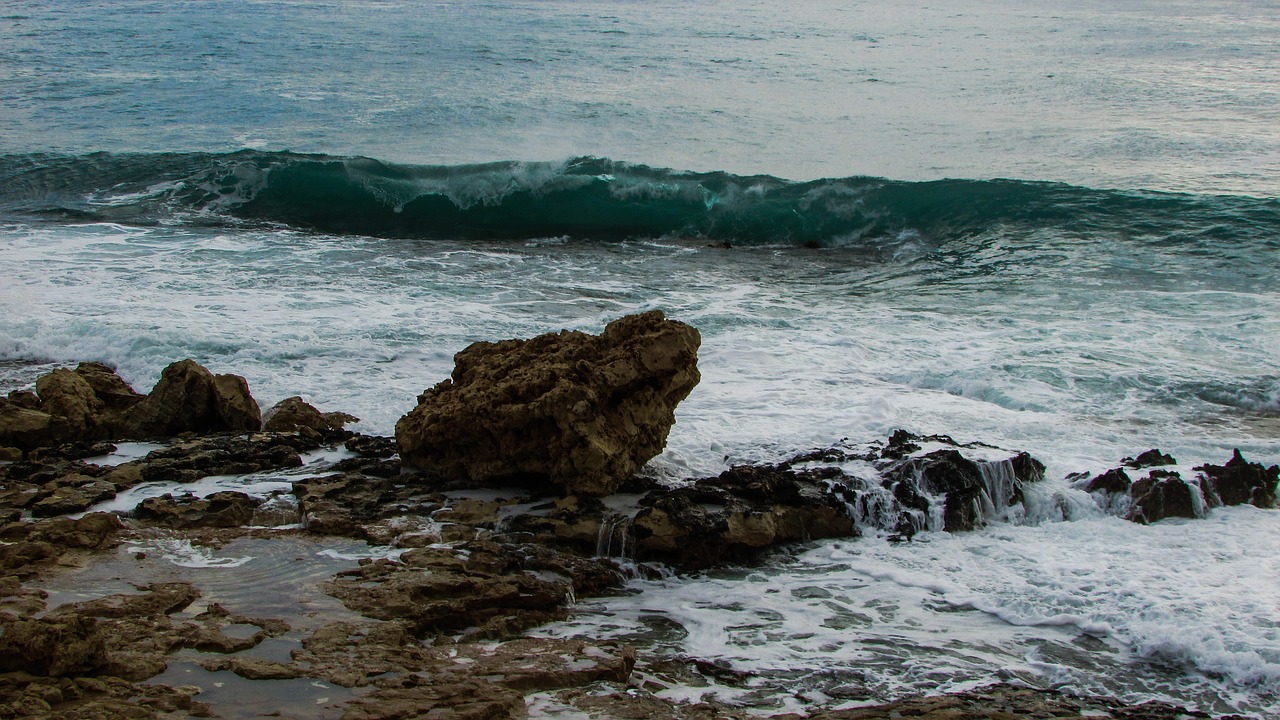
[1,313,1273,719]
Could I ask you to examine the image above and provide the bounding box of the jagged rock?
[133,491,263,529]
[263,396,358,435]
[1124,448,1177,468]
[125,359,262,437]
[292,620,435,687]
[0,613,107,676]
[396,310,701,496]
[1196,449,1279,509]
[213,374,261,432]
[1127,470,1200,524]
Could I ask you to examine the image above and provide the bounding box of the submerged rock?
[396,311,701,495]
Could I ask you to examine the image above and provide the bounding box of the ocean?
[2,0,1278,716]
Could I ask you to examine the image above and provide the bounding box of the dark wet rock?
[292,620,434,687]
[332,637,633,720]
[396,310,701,496]
[1080,467,1133,495]
[799,683,1244,720]
[43,582,287,683]
[344,433,397,458]
[451,637,635,692]
[27,441,117,463]
[293,472,438,539]
[1127,470,1201,524]
[879,428,922,459]
[59,582,200,619]
[263,395,358,437]
[30,475,117,517]
[133,491,263,529]
[330,454,401,478]
[324,542,574,640]
[0,613,108,676]
[2,513,123,551]
[124,359,262,438]
[880,448,1032,532]
[0,400,62,454]
[1196,449,1279,509]
[628,464,855,570]
[137,433,308,484]
[1123,448,1177,469]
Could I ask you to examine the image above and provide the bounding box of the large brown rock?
[395,311,700,495]
[124,359,261,437]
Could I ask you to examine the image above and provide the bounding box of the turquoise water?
[2,0,1279,716]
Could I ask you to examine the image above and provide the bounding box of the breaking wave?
[2,151,1277,247]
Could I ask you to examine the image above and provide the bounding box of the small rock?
[1123,449,1177,468]
[263,396,358,433]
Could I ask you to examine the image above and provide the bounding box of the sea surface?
[2,0,1279,716]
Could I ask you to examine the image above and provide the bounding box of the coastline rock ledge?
[395,311,701,495]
